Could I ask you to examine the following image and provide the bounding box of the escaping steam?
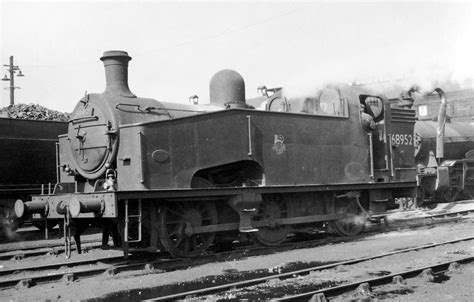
[280,65,355,100]
[452,3,474,84]
[280,62,474,102]
[279,2,474,103]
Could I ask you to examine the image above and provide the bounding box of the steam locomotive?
[15,50,474,257]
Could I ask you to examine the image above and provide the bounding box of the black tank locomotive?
[16,50,462,257]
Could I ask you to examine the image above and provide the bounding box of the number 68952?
[388,133,413,146]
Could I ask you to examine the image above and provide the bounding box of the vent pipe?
[431,87,447,162]
[100,50,135,98]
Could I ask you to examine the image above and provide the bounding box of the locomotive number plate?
[388,133,413,146]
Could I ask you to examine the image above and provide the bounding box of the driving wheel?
[329,197,365,236]
[158,201,218,257]
[251,197,292,246]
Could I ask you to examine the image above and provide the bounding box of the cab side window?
[359,95,384,131]
[267,97,288,112]
[364,96,384,121]
[266,87,349,118]
[298,88,349,117]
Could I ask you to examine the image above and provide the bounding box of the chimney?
[100,50,135,98]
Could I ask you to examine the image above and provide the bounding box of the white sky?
[1,1,474,112]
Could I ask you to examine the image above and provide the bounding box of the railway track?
[0,258,186,290]
[274,256,474,301]
[2,205,469,261]
[0,235,338,291]
[0,231,387,290]
[0,207,472,292]
[146,236,474,301]
[0,241,103,261]
[0,254,127,289]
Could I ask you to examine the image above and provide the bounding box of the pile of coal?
[0,103,70,121]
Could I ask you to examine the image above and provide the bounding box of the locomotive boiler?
[16,50,425,258]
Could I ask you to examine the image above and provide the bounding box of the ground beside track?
[196,233,474,301]
[0,203,473,301]
[372,262,474,302]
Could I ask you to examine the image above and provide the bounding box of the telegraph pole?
[2,56,24,105]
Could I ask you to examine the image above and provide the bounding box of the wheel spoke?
[191,236,197,249]
[168,227,181,237]
[165,219,183,225]
[197,203,206,212]
[168,208,185,218]
[173,236,183,247]
[183,238,190,253]
[175,203,187,212]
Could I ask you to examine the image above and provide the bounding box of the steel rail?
[275,256,474,301]
[0,234,355,290]
[0,242,103,261]
[0,238,100,254]
[145,236,474,301]
[0,235,342,290]
[0,259,158,289]
[0,208,466,262]
[0,254,126,278]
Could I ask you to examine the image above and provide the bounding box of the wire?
[15,6,305,68]
[134,7,304,57]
